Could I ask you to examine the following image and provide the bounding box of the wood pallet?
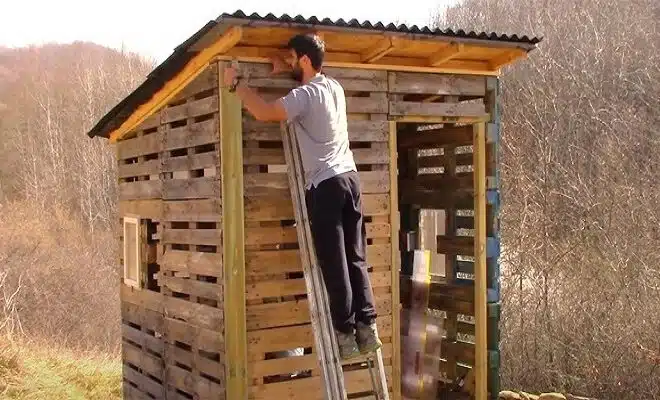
[238,64,397,399]
[118,62,226,400]
[391,71,497,398]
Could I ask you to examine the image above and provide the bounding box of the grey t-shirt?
[279,73,357,190]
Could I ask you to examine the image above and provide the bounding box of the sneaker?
[335,329,360,360]
[355,321,382,354]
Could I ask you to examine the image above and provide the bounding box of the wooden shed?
[86,10,540,400]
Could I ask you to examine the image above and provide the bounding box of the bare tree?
[433,0,660,398]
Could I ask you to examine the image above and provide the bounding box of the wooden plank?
[244,192,389,221]
[347,93,388,114]
[162,177,220,199]
[164,317,223,353]
[249,343,393,379]
[109,27,242,143]
[245,244,391,277]
[410,174,474,192]
[244,226,297,246]
[172,62,218,102]
[159,275,222,300]
[246,271,391,301]
[243,119,388,142]
[428,43,465,67]
[245,222,389,247]
[119,180,162,200]
[162,227,222,246]
[239,63,388,92]
[122,341,164,380]
[247,366,393,400]
[246,292,392,330]
[121,324,164,355]
[163,95,219,123]
[122,383,151,400]
[162,151,219,172]
[437,236,474,256]
[119,199,163,220]
[418,152,473,169]
[167,364,224,398]
[160,249,222,277]
[121,301,164,332]
[164,295,223,331]
[164,342,224,382]
[216,48,499,77]
[399,188,473,209]
[219,61,248,400]
[398,126,473,149]
[164,118,219,151]
[389,101,486,117]
[123,366,164,398]
[244,170,388,196]
[388,121,402,400]
[118,159,160,178]
[473,122,487,400]
[389,72,486,96]
[163,199,221,222]
[117,133,162,160]
[243,146,388,166]
[243,148,286,165]
[120,284,163,313]
[247,315,392,355]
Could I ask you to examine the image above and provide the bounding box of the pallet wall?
[114,60,500,399]
[117,62,226,400]
[237,63,397,399]
[393,72,501,398]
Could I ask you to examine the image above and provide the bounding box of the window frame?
[123,215,142,289]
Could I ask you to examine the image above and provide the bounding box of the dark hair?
[286,34,325,70]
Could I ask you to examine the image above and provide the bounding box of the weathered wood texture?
[239,64,397,399]
[119,62,225,400]
[116,63,498,400]
[393,74,494,394]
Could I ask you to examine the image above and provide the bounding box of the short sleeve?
[279,86,311,121]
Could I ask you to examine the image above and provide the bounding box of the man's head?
[285,34,325,82]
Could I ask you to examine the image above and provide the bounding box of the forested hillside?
[435,0,660,398]
[0,42,154,352]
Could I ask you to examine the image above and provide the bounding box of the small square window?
[123,216,142,288]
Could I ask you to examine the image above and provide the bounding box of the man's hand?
[223,64,239,87]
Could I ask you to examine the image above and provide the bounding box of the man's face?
[287,49,304,82]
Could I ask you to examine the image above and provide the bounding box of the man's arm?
[222,55,292,122]
[233,82,288,122]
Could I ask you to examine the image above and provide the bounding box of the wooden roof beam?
[217,46,498,76]
[428,43,465,67]
[361,37,399,63]
[488,48,528,70]
[108,26,243,143]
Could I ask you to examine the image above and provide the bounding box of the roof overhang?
[87,11,542,142]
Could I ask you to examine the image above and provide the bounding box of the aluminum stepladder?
[280,121,390,400]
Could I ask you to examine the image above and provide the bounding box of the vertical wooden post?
[473,121,488,400]
[389,121,401,399]
[219,61,247,400]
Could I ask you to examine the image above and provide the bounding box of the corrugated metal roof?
[218,10,542,45]
[86,10,542,139]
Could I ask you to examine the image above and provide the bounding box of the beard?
[291,66,303,82]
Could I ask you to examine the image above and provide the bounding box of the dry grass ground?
[0,338,122,400]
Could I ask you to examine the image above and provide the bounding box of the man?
[222,33,381,359]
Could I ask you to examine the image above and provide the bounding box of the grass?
[0,338,122,400]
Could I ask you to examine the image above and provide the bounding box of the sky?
[1,0,458,63]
